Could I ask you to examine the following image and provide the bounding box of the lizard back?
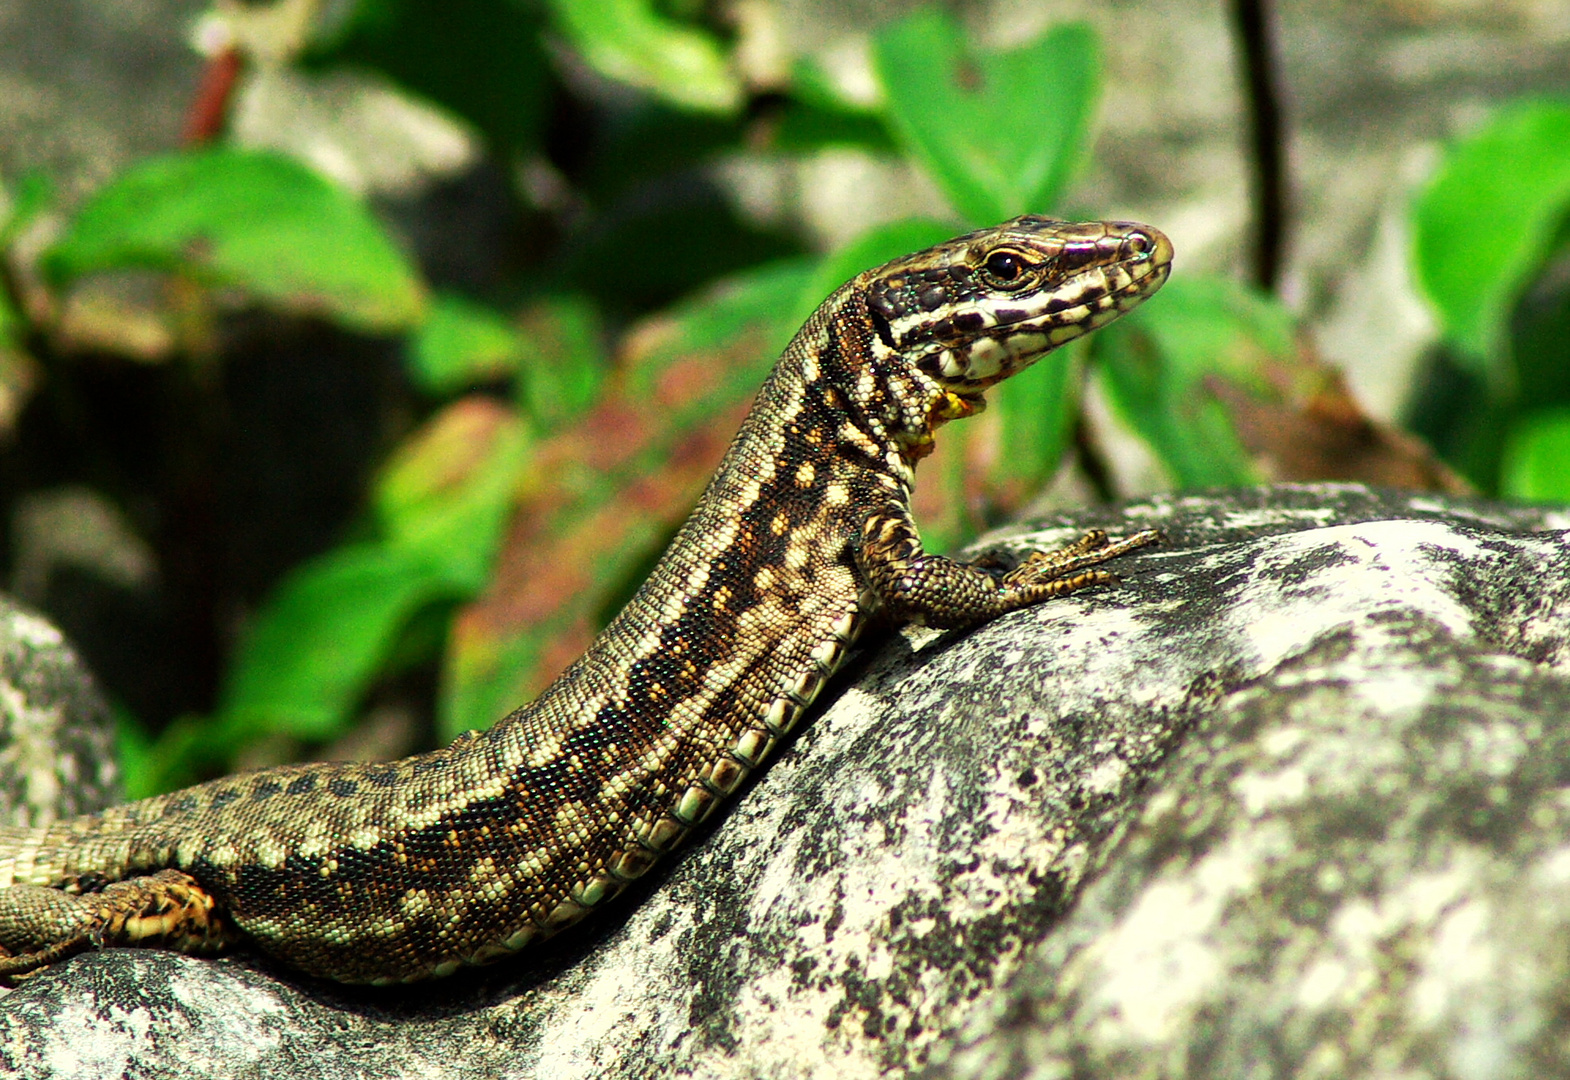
[0,217,1172,983]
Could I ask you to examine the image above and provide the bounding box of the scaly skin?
[0,216,1172,984]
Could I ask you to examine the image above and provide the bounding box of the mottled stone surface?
[935,529,1570,1079]
[2,484,1569,1079]
[0,0,204,202]
[0,596,117,828]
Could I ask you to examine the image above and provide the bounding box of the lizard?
[0,215,1171,985]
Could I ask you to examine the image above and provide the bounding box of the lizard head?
[860,216,1172,450]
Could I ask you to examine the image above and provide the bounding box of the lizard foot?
[1000,528,1164,591]
[0,869,236,985]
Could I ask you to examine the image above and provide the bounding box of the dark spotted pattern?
[0,217,1172,984]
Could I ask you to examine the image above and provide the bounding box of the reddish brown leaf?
[449,315,767,709]
[1209,341,1470,494]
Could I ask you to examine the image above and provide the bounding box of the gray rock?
[1,483,1568,1079]
[0,0,205,203]
[0,596,117,827]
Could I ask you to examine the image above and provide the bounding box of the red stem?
[183,46,244,146]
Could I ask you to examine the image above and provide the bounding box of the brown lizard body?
[0,217,1171,984]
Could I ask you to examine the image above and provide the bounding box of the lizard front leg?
[858,506,1160,630]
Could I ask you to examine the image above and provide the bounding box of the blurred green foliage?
[545,0,742,113]
[46,149,427,332]
[1409,99,1570,499]
[1095,276,1295,489]
[3,1,1543,797]
[319,0,553,153]
[872,13,1098,226]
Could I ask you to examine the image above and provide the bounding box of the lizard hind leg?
[0,869,237,984]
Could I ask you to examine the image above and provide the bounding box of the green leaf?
[873,13,1098,226]
[0,171,51,250]
[440,624,540,743]
[112,706,156,799]
[546,0,741,114]
[45,148,426,332]
[771,58,897,154]
[1094,275,1294,488]
[994,344,1079,486]
[1502,408,1570,501]
[515,295,606,430]
[218,400,527,744]
[1413,100,1570,380]
[1512,251,1570,410]
[410,293,524,393]
[0,273,19,344]
[117,709,233,799]
[791,54,873,115]
[219,544,450,742]
[375,397,530,592]
[0,266,37,430]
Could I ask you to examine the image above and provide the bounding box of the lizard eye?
[982,250,1028,286]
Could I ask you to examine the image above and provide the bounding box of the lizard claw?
[1001,528,1162,587]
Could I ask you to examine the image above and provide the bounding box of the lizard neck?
[504,280,910,745]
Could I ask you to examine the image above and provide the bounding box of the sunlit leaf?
[546,0,742,114]
[1502,408,1570,501]
[873,13,1098,226]
[1413,100,1570,381]
[45,148,427,332]
[1094,275,1294,488]
[515,295,606,430]
[375,396,530,592]
[219,544,450,741]
[410,292,524,393]
[771,57,895,154]
[0,170,51,249]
